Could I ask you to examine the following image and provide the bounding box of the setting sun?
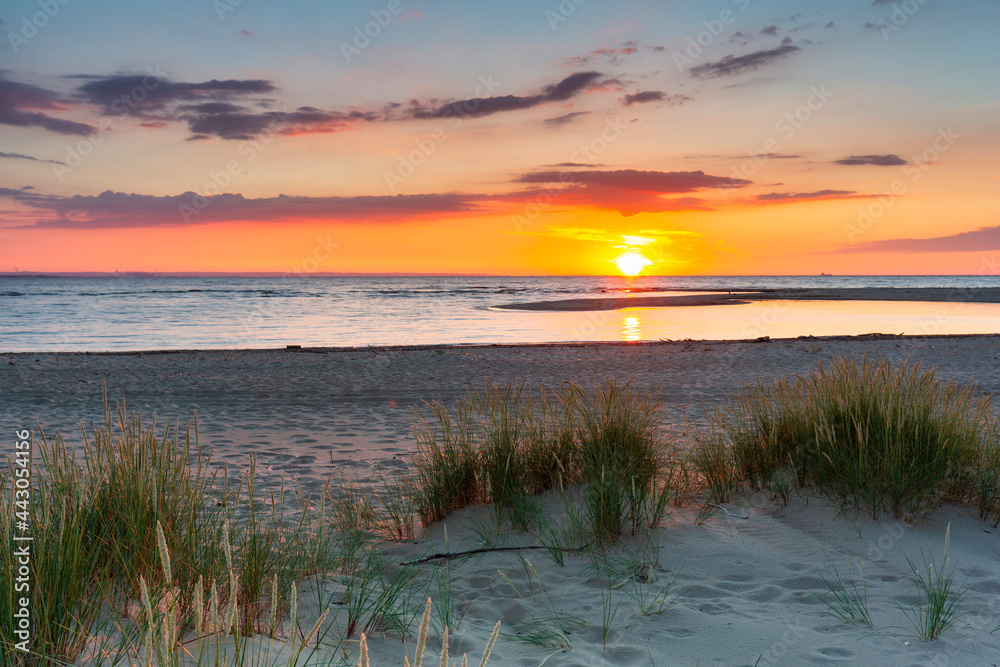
[614,251,653,276]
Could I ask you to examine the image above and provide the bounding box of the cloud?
[0,74,95,135]
[546,162,603,168]
[30,69,612,140]
[514,168,750,215]
[829,225,1000,254]
[176,102,248,114]
[690,42,801,78]
[517,169,749,192]
[834,154,907,166]
[545,111,589,126]
[622,91,691,106]
[0,187,485,228]
[756,189,858,202]
[73,74,387,140]
[405,71,602,120]
[0,163,749,227]
[70,74,359,140]
[0,151,64,165]
[760,25,779,36]
[731,153,801,160]
[185,107,374,141]
[75,75,278,118]
[543,225,700,244]
[560,41,640,67]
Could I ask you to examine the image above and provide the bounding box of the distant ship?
[820,272,832,276]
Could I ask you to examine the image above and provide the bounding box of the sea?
[3,275,1000,352]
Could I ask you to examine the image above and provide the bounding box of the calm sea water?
[3,275,1000,352]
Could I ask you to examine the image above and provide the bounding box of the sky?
[1,0,998,275]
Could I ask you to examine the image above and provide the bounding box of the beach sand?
[495,287,1000,311]
[3,335,1000,665]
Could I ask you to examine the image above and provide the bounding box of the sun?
[614,251,652,276]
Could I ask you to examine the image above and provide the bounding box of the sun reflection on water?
[622,315,641,341]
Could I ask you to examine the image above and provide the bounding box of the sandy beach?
[495,287,1000,311]
[3,335,1000,665]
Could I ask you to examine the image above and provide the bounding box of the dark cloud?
[1,68,616,141]
[830,225,1000,254]
[760,25,779,36]
[757,189,857,201]
[546,162,604,168]
[0,151,64,165]
[545,111,589,126]
[0,75,95,135]
[70,74,383,140]
[177,102,248,114]
[691,43,801,78]
[623,91,665,105]
[405,71,602,120]
[622,91,691,106]
[834,154,907,166]
[14,68,616,141]
[825,21,835,28]
[728,30,753,45]
[0,187,484,228]
[184,107,374,141]
[76,75,278,118]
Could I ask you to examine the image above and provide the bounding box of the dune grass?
[4,356,999,663]
[577,379,667,540]
[411,379,669,543]
[818,560,872,627]
[899,523,970,640]
[0,398,426,665]
[700,354,1000,520]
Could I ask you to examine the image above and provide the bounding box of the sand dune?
[4,334,1000,665]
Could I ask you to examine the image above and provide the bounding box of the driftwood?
[400,545,584,566]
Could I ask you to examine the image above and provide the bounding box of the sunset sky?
[1,0,998,275]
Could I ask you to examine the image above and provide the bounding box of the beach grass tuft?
[410,379,669,543]
[0,396,413,664]
[708,355,1000,519]
[899,523,970,640]
[818,560,872,627]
